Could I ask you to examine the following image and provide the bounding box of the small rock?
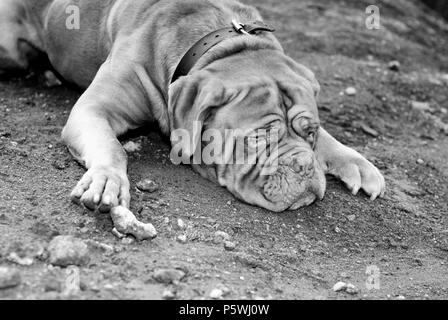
[177,218,186,230]
[441,74,448,84]
[441,108,447,114]
[177,235,187,244]
[0,267,21,290]
[121,237,135,245]
[111,206,157,241]
[162,289,176,300]
[224,241,236,251]
[411,101,431,112]
[347,215,356,222]
[153,269,186,284]
[214,231,230,243]
[44,70,62,87]
[86,240,114,254]
[136,179,159,193]
[210,288,224,299]
[47,235,90,267]
[359,123,379,137]
[111,228,125,239]
[123,141,141,153]
[345,87,357,96]
[416,158,424,165]
[52,160,66,170]
[387,60,400,71]
[396,295,406,300]
[345,283,359,295]
[7,252,34,266]
[333,281,347,292]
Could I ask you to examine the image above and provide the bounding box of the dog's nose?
[290,153,314,177]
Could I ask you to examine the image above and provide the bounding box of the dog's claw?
[71,167,130,213]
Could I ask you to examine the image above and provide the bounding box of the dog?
[0,0,385,212]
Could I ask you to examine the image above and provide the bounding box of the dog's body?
[0,0,385,212]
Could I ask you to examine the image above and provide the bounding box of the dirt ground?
[0,0,447,300]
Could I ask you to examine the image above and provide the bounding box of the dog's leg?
[315,127,385,200]
[62,61,151,212]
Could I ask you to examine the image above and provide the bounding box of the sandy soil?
[0,0,447,300]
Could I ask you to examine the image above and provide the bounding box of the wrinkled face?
[169,51,326,212]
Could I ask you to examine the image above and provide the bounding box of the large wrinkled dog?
[0,0,385,212]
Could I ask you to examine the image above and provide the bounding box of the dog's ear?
[283,57,321,99]
[168,71,227,158]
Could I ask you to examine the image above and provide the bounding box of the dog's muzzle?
[262,150,325,211]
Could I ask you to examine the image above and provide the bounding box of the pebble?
[111,228,125,239]
[333,281,347,292]
[136,179,159,193]
[441,74,448,84]
[387,60,401,71]
[347,215,356,222]
[224,241,236,251]
[345,87,357,96]
[121,237,135,245]
[153,269,186,284]
[47,236,90,267]
[411,101,431,112]
[52,160,66,170]
[333,281,358,294]
[209,288,224,299]
[359,123,379,137]
[177,235,187,244]
[123,141,141,153]
[111,206,157,241]
[345,283,359,295]
[44,70,62,87]
[0,267,21,290]
[86,240,114,254]
[7,252,34,266]
[416,158,424,165]
[177,218,186,230]
[162,289,176,300]
[214,231,230,243]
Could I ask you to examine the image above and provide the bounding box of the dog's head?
[168,50,326,212]
[0,0,41,76]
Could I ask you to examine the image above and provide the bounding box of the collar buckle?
[231,20,251,35]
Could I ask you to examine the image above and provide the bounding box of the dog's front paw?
[70,166,130,212]
[329,151,385,200]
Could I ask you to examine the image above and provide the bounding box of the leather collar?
[171,20,275,83]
